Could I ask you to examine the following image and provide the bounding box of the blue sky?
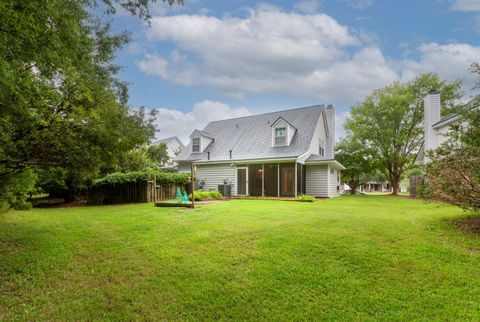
[109,0,480,142]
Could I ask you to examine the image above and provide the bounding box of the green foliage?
[345,73,462,195]
[0,168,37,211]
[295,195,315,202]
[0,0,182,206]
[147,143,170,166]
[189,190,223,201]
[93,171,189,188]
[335,136,375,194]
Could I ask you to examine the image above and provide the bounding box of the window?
[275,127,287,146]
[192,138,200,152]
[319,138,325,156]
[330,168,335,175]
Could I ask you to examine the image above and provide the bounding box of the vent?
[236,123,239,129]
[207,151,210,160]
[229,150,232,159]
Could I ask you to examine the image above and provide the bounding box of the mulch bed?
[455,216,480,234]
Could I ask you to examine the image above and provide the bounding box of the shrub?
[189,190,223,201]
[0,168,37,211]
[296,195,316,202]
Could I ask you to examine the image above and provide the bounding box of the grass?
[1,196,479,320]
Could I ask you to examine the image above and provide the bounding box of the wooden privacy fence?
[88,180,182,205]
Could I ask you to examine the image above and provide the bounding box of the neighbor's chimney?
[424,91,441,153]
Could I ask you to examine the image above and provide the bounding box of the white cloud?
[153,100,251,142]
[136,4,479,105]
[400,43,480,94]
[136,51,197,85]
[451,0,480,12]
[335,111,351,140]
[294,0,322,13]
[342,0,374,10]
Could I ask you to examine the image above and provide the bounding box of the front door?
[280,165,295,196]
[237,168,248,195]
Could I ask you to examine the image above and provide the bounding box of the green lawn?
[1,196,479,320]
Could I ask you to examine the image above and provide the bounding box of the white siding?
[200,136,213,152]
[299,110,328,163]
[271,118,296,146]
[190,134,213,153]
[305,164,329,197]
[328,166,341,197]
[196,163,236,195]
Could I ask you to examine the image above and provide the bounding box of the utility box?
[217,184,232,197]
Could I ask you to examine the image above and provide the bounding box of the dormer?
[271,117,296,147]
[190,129,214,153]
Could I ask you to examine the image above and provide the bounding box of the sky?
[108,0,480,143]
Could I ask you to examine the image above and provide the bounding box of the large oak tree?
[345,73,462,195]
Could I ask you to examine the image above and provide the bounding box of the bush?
[0,168,37,211]
[296,195,316,202]
[189,190,223,201]
[93,171,189,188]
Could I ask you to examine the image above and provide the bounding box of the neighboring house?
[411,91,476,196]
[414,91,462,165]
[153,136,185,167]
[341,182,402,194]
[175,105,345,198]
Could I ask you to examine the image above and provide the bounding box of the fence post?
[191,163,195,209]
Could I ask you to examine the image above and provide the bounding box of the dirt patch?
[455,216,480,234]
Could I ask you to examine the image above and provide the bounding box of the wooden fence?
[409,175,419,197]
[88,180,181,205]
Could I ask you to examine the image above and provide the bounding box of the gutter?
[304,159,346,170]
[190,156,299,165]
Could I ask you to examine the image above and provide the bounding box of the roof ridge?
[204,104,327,128]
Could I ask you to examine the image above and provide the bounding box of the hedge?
[93,171,190,188]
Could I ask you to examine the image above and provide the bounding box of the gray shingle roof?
[176,105,326,162]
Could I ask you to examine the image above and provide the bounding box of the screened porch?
[235,163,305,197]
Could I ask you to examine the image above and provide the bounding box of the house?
[175,105,345,198]
[414,91,461,165]
[153,136,185,167]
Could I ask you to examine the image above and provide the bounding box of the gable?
[175,105,328,162]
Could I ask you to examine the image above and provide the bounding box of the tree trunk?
[350,182,358,194]
[390,173,400,196]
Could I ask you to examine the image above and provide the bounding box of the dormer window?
[271,117,296,147]
[192,138,200,152]
[275,128,287,146]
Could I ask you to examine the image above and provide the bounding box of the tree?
[0,0,181,206]
[335,136,374,194]
[345,73,462,195]
[147,143,170,166]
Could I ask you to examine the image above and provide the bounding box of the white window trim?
[274,127,287,146]
[192,137,201,153]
